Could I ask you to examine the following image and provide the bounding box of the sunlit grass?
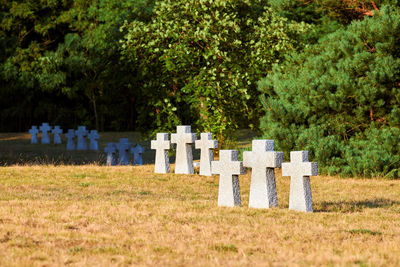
[0,164,399,266]
[1,132,399,265]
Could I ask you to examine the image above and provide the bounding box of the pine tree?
[258,5,400,177]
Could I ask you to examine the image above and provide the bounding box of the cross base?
[289,175,313,212]
[154,151,170,173]
[218,175,241,207]
[175,144,194,174]
[249,168,278,209]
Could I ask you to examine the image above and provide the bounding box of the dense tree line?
[1,0,400,176]
[0,0,382,133]
[0,0,154,132]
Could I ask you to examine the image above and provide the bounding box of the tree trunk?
[92,89,99,131]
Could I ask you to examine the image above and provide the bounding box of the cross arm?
[267,151,284,168]
[282,162,318,177]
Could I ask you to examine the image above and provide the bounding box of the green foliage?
[3,0,400,180]
[258,5,400,177]
[0,0,154,131]
[345,127,400,177]
[271,0,400,24]
[121,0,309,141]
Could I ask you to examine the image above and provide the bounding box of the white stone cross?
[104,142,117,166]
[151,133,171,173]
[75,126,88,151]
[29,126,39,144]
[282,151,318,212]
[211,150,246,207]
[171,125,197,174]
[65,129,75,150]
[195,133,218,176]
[243,140,283,209]
[88,130,100,151]
[52,126,63,144]
[131,144,144,165]
[39,123,51,144]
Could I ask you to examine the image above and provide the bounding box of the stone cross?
[104,142,117,166]
[195,133,218,176]
[39,123,51,144]
[171,125,197,174]
[243,140,283,209]
[131,144,144,165]
[75,126,88,151]
[282,151,318,212]
[52,126,63,144]
[88,130,100,151]
[151,133,171,173]
[65,129,76,151]
[116,138,131,165]
[211,150,246,207]
[28,126,39,144]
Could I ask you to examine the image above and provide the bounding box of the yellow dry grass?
[0,164,399,266]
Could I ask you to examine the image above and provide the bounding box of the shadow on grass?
[0,132,200,166]
[315,198,400,213]
[1,130,259,166]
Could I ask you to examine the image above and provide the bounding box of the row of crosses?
[65,126,99,151]
[29,124,99,151]
[151,126,318,213]
[29,123,63,144]
[104,138,144,166]
[151,126,217,176]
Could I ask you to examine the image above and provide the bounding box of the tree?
[0,0,154,131]
[120,0,309,142]
[258,5,400,177]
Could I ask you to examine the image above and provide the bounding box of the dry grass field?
[0,133,400,266]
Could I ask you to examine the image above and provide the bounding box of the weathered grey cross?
[243,140,283,209]
[88,130,100,151]
[151,133,171,173]
[29,126,39,144]
[195,133,218,176]
[211,150,246,207]
[65,129,75,150]
[104,142,117,166]
[52,126,63,144]
[75,126,88,151]
[39,123,51,144]
[131,144,144,165]
[171,125,197,174]
[116,138,131,165]
[282,151,318,212]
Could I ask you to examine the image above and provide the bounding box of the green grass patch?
[348,229,382,236]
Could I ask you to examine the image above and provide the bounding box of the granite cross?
[282,151,318,212]
[243,140,283,209]
[211,150,246,207]
[65,129,76,151]
[29,126,39,144]
[75,126,88,151]
[171,125,197,174]
[52,126,63,144]
[88,130,100,151]
[131,144,144,165]
[195,133,218,176]
[151,133,171,173]
[104,142,117,166]
[116,138,131,165]
[39,123,51,144]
